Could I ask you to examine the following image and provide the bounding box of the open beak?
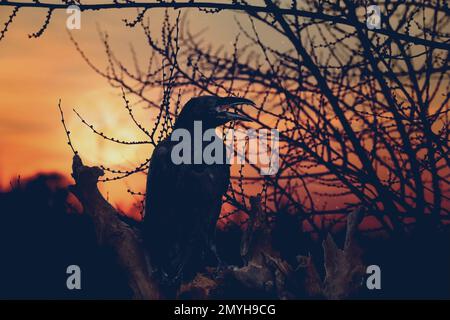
[216,97,255,122]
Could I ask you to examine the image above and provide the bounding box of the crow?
[142,96,254,293]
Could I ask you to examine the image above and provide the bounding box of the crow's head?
[174,96,255,130]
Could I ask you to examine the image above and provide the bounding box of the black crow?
[143,96,254,293]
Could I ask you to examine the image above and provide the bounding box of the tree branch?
[0,1,448,50]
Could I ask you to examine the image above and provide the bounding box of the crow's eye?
[216,105,231,112]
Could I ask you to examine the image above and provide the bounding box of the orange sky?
[2,5,447,220]
[0,6,248,210]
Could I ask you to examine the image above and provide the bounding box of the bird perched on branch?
[143,96,254,295]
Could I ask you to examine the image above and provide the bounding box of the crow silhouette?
[142,96,254,293]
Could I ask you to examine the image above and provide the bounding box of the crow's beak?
[216,97,255,122]
[218,96,256,107]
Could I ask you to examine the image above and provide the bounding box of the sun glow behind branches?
[0,7,246,211]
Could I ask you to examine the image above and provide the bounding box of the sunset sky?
[2,3,446,220]
[0,6,247,210]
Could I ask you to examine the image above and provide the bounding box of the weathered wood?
[69,155,161,299]
[322,207,365,299]
[241,195,275,265]
[68,155,366,299]
[300,207,366,299]
[234,195,298,298]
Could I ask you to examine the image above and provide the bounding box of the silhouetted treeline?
[0,174,130,299]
